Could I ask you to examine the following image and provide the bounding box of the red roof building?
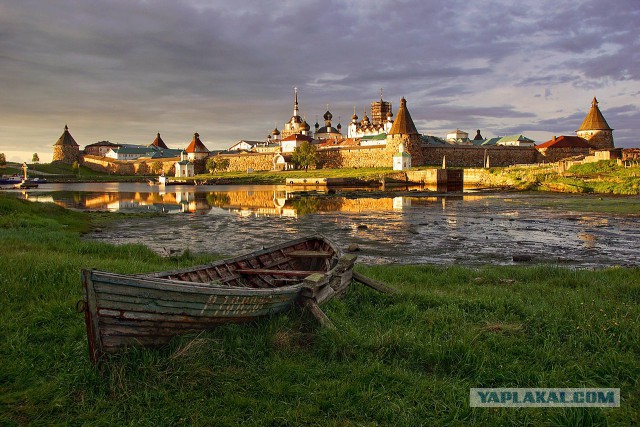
[151,132,169,149]
[536,135,593,163]
[536,135,592,149]
[185,132,210,160]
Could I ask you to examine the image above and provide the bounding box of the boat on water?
[81,235,357,364]
[148,175,196,186]
[0,176,22,185]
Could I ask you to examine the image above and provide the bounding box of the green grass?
[0,194,638,425]
[0,163,22,176]
[486,161,640,195]
[524,194,640,215]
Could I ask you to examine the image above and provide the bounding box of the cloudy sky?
[1,0,638,162]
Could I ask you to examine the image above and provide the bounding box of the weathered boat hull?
[82,235,356,364]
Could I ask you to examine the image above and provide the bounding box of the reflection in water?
[17,182,640,268]
[23,186,467,217]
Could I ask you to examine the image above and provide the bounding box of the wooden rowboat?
[81,235,357,365]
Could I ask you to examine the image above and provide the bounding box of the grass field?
[0,194,638,425]
[490,161,640,195]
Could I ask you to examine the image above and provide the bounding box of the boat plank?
[302,299,335,329]
[259,256,293,269]
[97,302,293,322]
[352,271,397,294]
[92,275,300,296]
[99,297,290,315]
[100,316,252,330]
[235,269,317,277]
[288,250,333,258]
[82,270,103,365]
[97,288,298,307]
[98,291,287,309]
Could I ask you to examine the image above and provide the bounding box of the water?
[16,182,640,267]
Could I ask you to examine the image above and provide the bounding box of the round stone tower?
[576,97,614,149]
[52,125,80,164]
[385,97,423,166]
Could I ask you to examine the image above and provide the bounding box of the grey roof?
[497,135,535,144]
[85,140,119,148]
[479,137,502,146]
[361,133,387,140]
[421,135,447,145]
[112,146,155,155]
[150,147,182,158]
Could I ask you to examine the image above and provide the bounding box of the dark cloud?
[0,0,638,160]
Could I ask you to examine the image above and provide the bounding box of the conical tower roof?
[151,132,169,149]
[54,125,79,147]
[185,132,209,153]
[577,97,612,131]
[388,98,419,135]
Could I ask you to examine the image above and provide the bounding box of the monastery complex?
[52,91,621,176]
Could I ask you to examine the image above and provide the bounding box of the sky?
[1,0,639,163]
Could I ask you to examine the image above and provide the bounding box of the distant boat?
[0,176,22,185]
[148,176,195,186]
[81,235,357,365]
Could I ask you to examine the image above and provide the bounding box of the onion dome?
[337,122,342,130]
[315,121,320,129]
[361,112,370,125]
[387,110,394,118]
[302,120,310,131]
[323,110,332,121]
[272,127,280,136]
[351,113,358,121]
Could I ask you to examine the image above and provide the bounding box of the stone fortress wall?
[81,144,599,175]
[82,155,179,175]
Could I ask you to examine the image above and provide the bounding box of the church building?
[185,132,210,161]
[314,108,342,140]
[280,88,312,139]
[347,93,394,138]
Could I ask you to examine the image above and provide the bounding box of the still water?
[18,182,640,267]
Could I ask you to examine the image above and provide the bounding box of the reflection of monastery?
[56,90,621,174]
[31,188,482,217]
